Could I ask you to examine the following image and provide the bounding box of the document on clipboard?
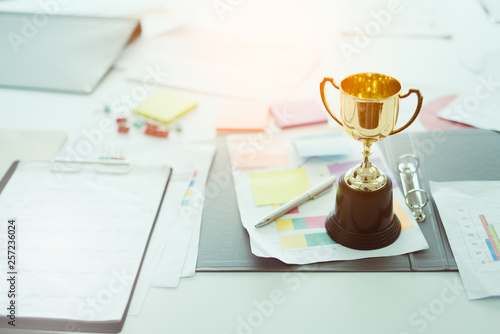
[0,161,172,333]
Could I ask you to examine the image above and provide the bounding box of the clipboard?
[0,161,172,333]
[196,129,499,272]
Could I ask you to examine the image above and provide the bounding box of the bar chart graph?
[456,208,500,272]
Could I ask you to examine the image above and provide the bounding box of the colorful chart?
[276,216,326,232]
[455,208,500,271]
[276,216,335,250]
[280,233,335,249]
[479,214,500,261]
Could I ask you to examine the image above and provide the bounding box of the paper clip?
[397,154,428,222]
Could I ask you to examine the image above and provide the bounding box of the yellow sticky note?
[280,235,307,249]
[276,219,294,232]
[134,91,197,124]
[216,103,269,133]
[249,168,310,206]
[393,197,414,231]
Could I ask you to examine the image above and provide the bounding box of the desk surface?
[1,0,500,333]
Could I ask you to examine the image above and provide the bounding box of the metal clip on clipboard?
[397,154,428,222]
[50,158,131,174]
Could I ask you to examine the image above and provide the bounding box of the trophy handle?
[320,77,343,126]
[391,89,423,135]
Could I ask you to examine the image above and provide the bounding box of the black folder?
[197,129,500,272]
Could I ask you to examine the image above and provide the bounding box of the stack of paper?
[52,116,216,316]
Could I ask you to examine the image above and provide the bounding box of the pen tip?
[255,218,270,228]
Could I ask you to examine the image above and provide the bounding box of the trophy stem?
[344,140,387,191]
[361,141,373,169]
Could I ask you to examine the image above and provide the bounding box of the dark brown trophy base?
[325,173,401,250]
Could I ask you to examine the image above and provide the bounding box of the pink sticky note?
[420,95,473,130]
[270,99,328,129]
[216,103,269,133]
[229,137,289,169]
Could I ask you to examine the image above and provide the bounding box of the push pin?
[145,128,157,136]
[156,130,169,138]
[134,119,146,128]
[118,125,129,134]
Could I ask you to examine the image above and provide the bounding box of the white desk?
[1,0,500,333]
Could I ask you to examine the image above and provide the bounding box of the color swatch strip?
[276,216,327,232]
[479,214,500,260]
[181,171,197,207]
[280,232,336,249]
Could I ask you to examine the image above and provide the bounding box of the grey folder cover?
[196,129,499,272]
[0,12,140,94]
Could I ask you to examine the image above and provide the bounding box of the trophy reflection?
[320,73,423,250]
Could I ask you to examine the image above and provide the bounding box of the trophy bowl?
[320,73,423,250]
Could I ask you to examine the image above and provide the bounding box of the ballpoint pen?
[255,175,336,228]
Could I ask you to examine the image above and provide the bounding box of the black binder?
[197,129,500,272]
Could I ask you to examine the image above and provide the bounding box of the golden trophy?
[319,73,423,250]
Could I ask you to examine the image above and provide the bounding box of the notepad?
[249,168,310,206]
[134,91,197,124]
[216,103,269,133]
[228,137,289,169]
[270,99,328,129]
[292,134,351,157]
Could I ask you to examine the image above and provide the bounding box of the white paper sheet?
[430,181,500,300]
[0,161,170,321]
[150,167,209,287]
[126,170,191,315]
[229,135,429,265]
[123,145,215,312]
[339,0,452,39]
[118,28,320,101]
[438,50,500,131]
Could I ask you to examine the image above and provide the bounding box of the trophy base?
[325,173,401,250]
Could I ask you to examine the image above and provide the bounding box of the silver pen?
[255,175,336,228]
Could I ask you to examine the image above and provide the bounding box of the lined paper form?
[0,161,171,322]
